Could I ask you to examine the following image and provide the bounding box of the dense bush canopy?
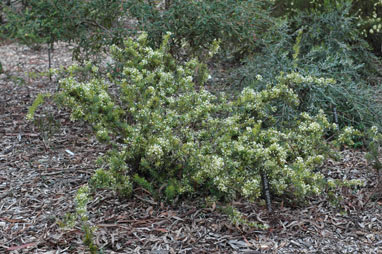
[55,34,363,204]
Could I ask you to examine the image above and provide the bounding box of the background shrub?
[273,0,382,55]
[1,0,129,61]
[1,0,79,48]
[70,0,130,61]
[127,0,273,60]
[236,1,382,130]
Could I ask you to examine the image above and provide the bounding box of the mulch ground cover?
[1,41,382,254]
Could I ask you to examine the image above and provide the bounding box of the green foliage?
[1,0,78,47]
[0,61,3,73]
[291,1,379,76]
[1,0,128,61]
[292,28,303,68]
[222,205,269,229]
[75,185,98,254]
[355,0,382,54]
[273,0,382,54]
[55,33,359,204]
[57,185,98,253]
[127,0,272,59]
[164,179,181,201]
[90,153,132,197]
[26,93,49,120]
[70,0,129,61]
[26,92,61,143]
[57,213,77,229]
[365,126,382,174]
[133,173,154,195]
[364,126,382,202]
[0,4,3,25]
[237,2,382,130]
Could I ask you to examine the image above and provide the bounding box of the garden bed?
[1,42,382,254]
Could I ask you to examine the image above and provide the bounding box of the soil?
[1,41,382,254]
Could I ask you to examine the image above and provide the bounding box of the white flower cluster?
[366,1,382,34]
[146,144,164,161]
[241,178,261,198]
[96,128,109,141]
[282,72,336,87]
[337,126,361,145]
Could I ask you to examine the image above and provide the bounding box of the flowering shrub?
[57,33,353,203]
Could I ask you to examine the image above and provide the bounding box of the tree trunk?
[261,169,272,213]
[0,0,11,24]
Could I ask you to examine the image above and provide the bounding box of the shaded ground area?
[1,42,382,253]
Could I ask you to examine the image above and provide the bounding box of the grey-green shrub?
[237,1,382,130]
[273,0,382,55]
[55,33,361,203]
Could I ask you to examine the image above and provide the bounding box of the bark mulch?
[1,41,382,254]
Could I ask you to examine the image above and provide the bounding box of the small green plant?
[56,185,98,253]
[292,28,303,68]
[364,126,382,203]
[57,213,77,229]
[221,205,269,229]
[7,75,26,86]
[27,93,50,120]
[366,126,382,176]
[75,185,98,254]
